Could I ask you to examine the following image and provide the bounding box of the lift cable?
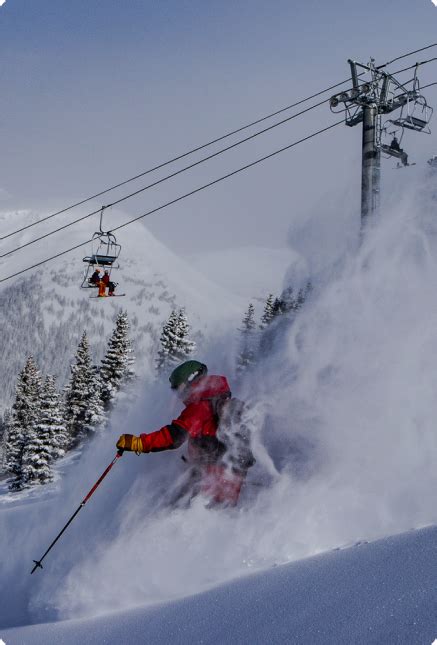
[422,81,437,90]
[0,120,343,285]
[377,43,437,70]
[0,96,336,260]
[0,81,356,243]
[391,57,437,79]
[5,53,437,262]
[2,42,436,244]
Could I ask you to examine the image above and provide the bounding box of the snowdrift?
[4,525,437,644]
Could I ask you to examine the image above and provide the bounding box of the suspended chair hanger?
[81,206,124,296]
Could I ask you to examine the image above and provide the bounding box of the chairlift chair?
[81,207,122,289]
[390,94,433,134]
[381,143,409,166]
[380,127,407,164]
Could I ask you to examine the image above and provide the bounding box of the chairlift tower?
[330,58,433,232]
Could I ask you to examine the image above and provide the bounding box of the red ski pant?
[200,464,243,506]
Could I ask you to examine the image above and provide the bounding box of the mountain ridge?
[0,208,249,408]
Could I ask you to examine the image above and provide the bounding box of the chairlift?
[427,155,437,169]
[81,207,123,295]
[390,93,433,134]
[381,127,415,168]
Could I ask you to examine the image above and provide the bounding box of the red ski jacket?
[139,375,231,463]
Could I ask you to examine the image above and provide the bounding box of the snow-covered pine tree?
[258,293,283,357]
[19,376,68,487]
[0,408,11,473]
[272,296,285,317]
[5,356,42,490]
[156,309,197,375]
[64,332,105,448]
[259,294,275,329]
[259,283,313,359]
[100,311,136,407]
[270,286,304,316]
[236,303,257,375]
[281,286,298,313]
[36,375,69,461]
[155,310,180,374]
[282,282,311,314]
[0,414,5,448]
[19,414,54,489]
[174,309,196,362]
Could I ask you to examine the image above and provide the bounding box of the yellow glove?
[116,434,143,453]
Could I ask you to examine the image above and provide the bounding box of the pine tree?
[100,311,136,406]
[272,297,285,317]
[10,376,67,491]
[37,376,68,461]
[236,303,257,374]
[0,414,5,449]
[259,294,275,329]
[259,294,281,357]
[5,357,42,490]
[0,408,11,473]
[155,309,196,374]
[19,423,54,488]
[64,333,105,448]
[270,286,304,317]
[281,286,297,313]
[174,309,196,362]
[300,281,312,306]
[156,310,179,374]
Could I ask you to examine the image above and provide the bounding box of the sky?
[1,0,437,254]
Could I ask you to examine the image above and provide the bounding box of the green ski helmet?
[169,360,208,390]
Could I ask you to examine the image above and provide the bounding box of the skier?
[390,136,409,166]
[116,360,255,506]
[102,270,116,296]
[97,279,107,297]
[89,269,101,286]
[101,270,110,288]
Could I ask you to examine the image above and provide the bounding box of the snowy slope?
[4,525,437,644]
[3,179,437,641]
[0,208,248,407]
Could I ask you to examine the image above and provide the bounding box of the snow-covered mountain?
[0,208,250,408]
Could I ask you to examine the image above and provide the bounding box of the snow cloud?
[24,177,437,623]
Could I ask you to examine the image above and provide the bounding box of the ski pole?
[31,449,123,574]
